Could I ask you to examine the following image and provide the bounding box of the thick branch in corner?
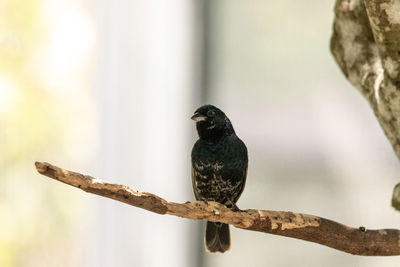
[364,0,400,80]
[330,0,381,100]
[330,0,400,209]
[35,161,400,256]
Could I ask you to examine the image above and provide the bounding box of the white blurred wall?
[86,1,198,266]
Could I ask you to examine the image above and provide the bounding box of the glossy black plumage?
[191,105,248,253]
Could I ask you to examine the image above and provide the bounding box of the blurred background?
[1,0,400,266]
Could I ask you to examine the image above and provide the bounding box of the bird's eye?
[207,110,215,117]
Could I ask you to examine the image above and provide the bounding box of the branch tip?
[35,161,47,173]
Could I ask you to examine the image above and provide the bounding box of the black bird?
[191,104,248,253]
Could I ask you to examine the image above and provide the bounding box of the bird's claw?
[227,200,243,212]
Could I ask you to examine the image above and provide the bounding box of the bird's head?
[191,105,235,142]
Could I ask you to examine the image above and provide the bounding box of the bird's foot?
[227,201,243,212]
[200,198,209,205]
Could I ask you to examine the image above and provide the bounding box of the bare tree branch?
[330,0,400,209]
[35,161,400,256]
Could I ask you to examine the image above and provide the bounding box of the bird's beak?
[191,112,206,122]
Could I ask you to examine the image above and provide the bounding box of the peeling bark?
[35,162,400,256]
[331,0,400,209]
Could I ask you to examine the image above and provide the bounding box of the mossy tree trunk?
[330,0,400,209]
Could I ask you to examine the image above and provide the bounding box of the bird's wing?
[191,164,201,200]
[234,165,247,202]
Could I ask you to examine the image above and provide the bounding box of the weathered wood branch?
[35,161,400,256]
[330,0,400,209]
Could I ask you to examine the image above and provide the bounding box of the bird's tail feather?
[205,221,230,253]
